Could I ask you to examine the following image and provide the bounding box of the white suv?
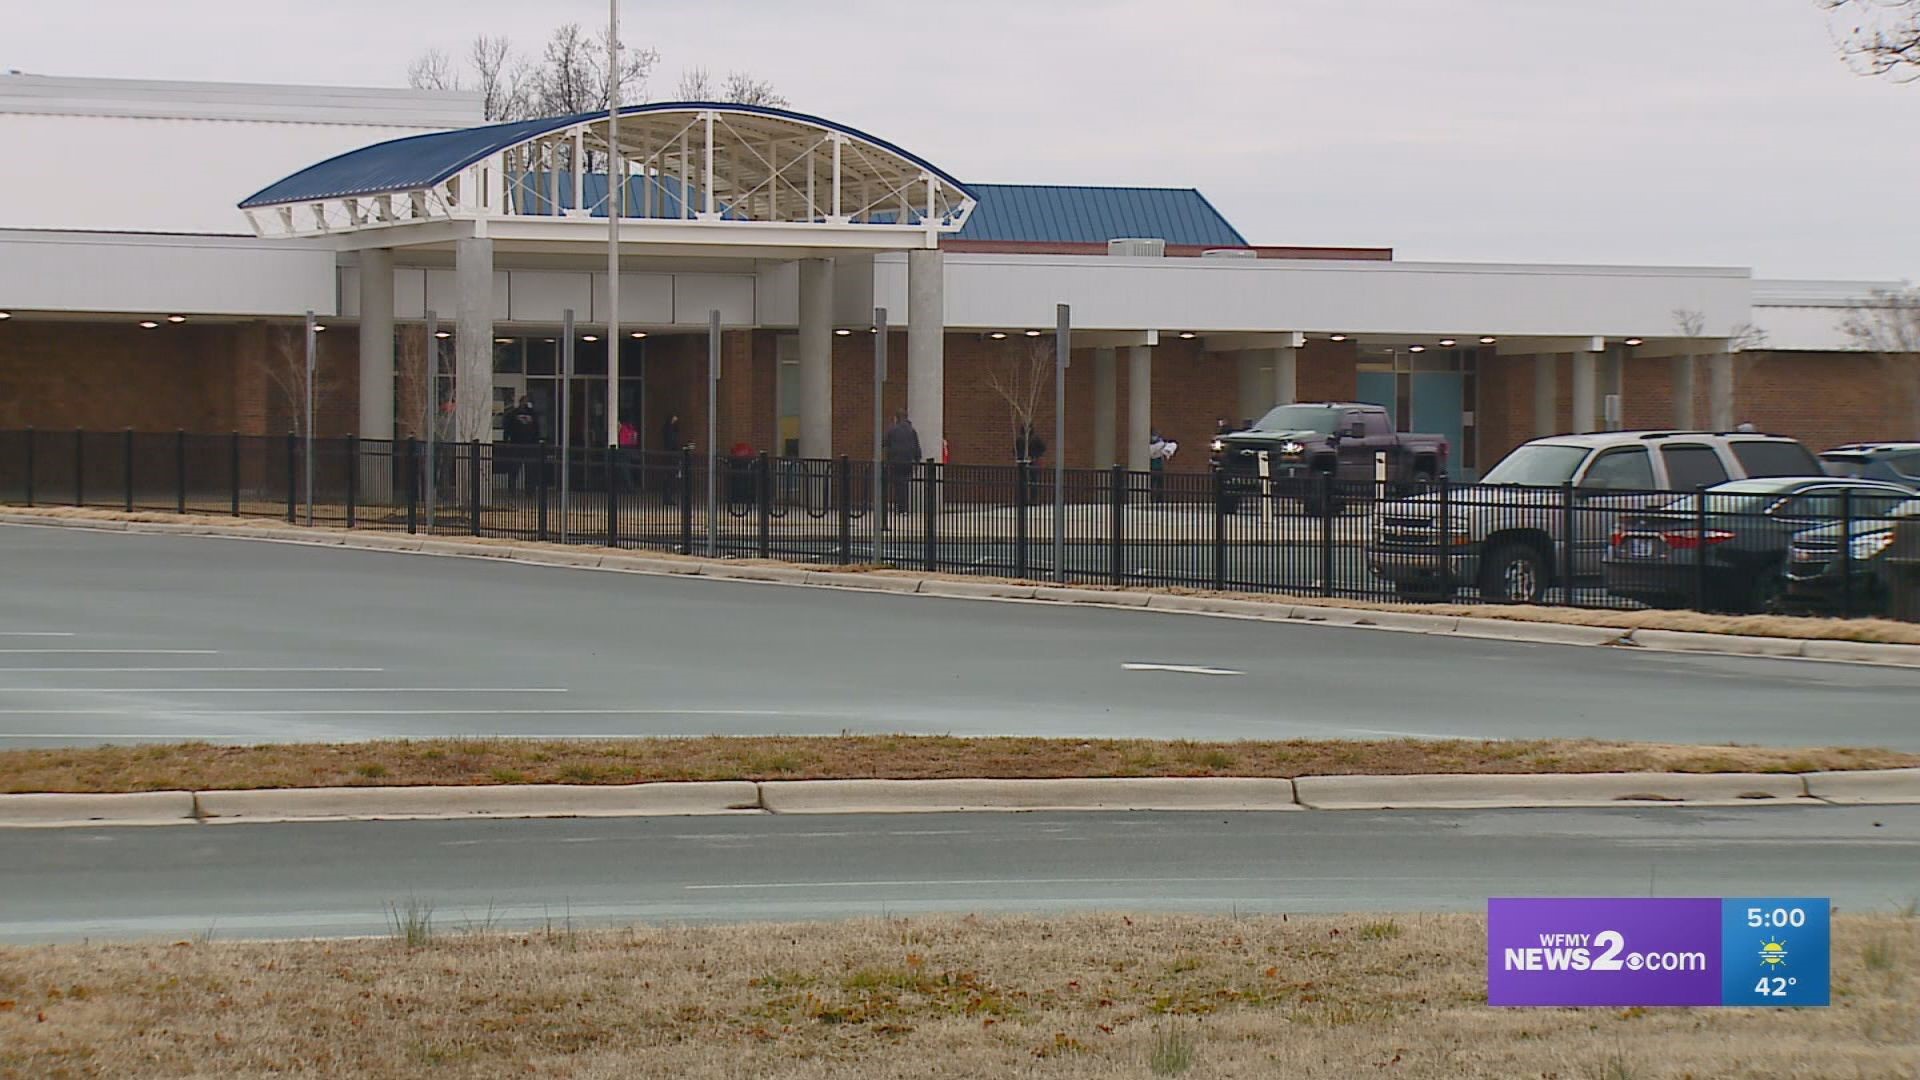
[1369,431,1823,602]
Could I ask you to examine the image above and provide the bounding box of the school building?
[0,73,1911,480]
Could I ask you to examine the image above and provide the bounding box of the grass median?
[2,736,1913,794]
[1,912,1913,1078]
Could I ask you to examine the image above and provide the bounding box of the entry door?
[1356,372,1397,426]
[1410,372,1465,479]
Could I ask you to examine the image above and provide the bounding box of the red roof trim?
[939,239,1393,261]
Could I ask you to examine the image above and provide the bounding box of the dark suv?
[1780,496,1920,616]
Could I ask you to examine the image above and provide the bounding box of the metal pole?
[707,308,720,558]
[605,0,622,450]
[1053,303,1070,584]
[424,309,438,531]
[873,306,887,543]
[304,310,316,527]
[561,308,575,543]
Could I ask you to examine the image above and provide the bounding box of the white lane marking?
[1122,662,1245,676]
[0,649,219,655]
[0,667,387,674]
[0,632,76,637]
[0,687,569,694]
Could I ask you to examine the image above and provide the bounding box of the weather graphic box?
[1487,897,1830,1007]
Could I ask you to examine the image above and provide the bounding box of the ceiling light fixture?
[312,324,327,332]
[0,311,12,320]
[630,331,646,339]
[835,328,853,336]
[1024,329,1042,337]
[1329,334,1347,342]
[166,315,187,324]
[434,330,451,339]
[1480,336,1497,344]
[1409,345,1426,353]
[1624,337,1644,346]
[1178,331,1197,340]
[1438,338,1456,347]
[494,337,513,344]
[989,331,1007,340]
[582,334,599,342]
[137,320,160,329]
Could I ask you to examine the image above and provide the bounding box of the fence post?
[342,434,357,528]
[1015,461,1031,580]
[469,439,482,537]
[1211,465,1227,591]
[1109,464,1125,586]
[404,437,418,534]
[1437,471,1452,599]
[754,451,771,559]
[921,459,937,572]
[604,447,619,548]
[121,428,133,512]
[23,427,33,507]
[1560,481,1577,598]
[1692,486,1710,612]
[536,441,550,542]
[681,448,696,555]
[175,430,187,514]
[1840,487,1854,618]
[1319,471,1336,598]
[229,432,240,516]
[835,454,851,565]
[284,431,297,523]
[73,428,84,507]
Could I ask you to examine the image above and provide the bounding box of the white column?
[1671,354,1696,429]
[1093,346,1117,467]
[1572,348,1600,435]
[1708,351,1735,431]
[1236,351,1269,421]
[1534,354,1558,437]
[1127,344,1152,472]
[907,248,945,459]
[1273,345,1298,407]
[453,236,495,444]
[356,248,395,439]
[797,258,834,458]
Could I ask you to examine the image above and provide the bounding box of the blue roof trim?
[953,184,1248,247]
[239,102,975,209]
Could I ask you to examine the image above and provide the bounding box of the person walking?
[1148,428,1177,503]
[660,413,683,506]
[616,417,640,492]
[501,395,541,497]
[882,412,921,515]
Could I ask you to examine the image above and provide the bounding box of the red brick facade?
[3,319,1912,466]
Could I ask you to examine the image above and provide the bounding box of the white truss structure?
[243,105,976,251]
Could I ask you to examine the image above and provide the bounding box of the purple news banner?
[1488,897,1830,1007]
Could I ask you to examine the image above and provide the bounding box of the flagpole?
[605,0,622,451]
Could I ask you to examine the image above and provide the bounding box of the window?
[1730,440,1819,478]
[1252,405,1339,434]
[1482,444,1590,486]
[1888,452,1920,480]
[1580,447,1655,491]
[1660,444,1730,489]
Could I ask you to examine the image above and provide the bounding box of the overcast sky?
[11,0,1917,280]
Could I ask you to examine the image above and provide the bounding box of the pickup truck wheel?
[1479,542,1549,604]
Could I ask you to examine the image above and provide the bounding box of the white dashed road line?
[1121,662,1245,676]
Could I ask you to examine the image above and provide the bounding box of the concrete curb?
[0,791,196,827]
[5,510,1920,666]
[1292,771,1814,810]
[193,781,762,823]
[757,777,1302,814]
[1801,767,1920,805]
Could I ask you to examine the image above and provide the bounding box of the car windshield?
[1250,405,1339,434]
[1481,444,1591,486]
[1820,455,1868,479]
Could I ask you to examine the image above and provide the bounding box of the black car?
[1780,497,1920,616]
[1601,477,1916,613]
[1820,443,1920,486]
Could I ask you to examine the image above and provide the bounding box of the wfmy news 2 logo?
[1487,897,1830,1007]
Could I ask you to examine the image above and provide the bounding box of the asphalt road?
[1,806,1911,943]
[1,523,1916,749]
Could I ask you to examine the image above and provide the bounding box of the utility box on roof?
[1107,238,1166,257]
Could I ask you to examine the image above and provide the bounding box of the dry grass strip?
[2,736,1912,794]
[1,912,1914,1078]
[10,504,1920,645]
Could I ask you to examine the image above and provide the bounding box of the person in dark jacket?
[500,396,541,496]
[1015,425,1047,495]
[881,413,922,512]
[660,414,682,505]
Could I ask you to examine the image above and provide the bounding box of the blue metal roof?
[239,102,974,209]
[953,184,1247,246]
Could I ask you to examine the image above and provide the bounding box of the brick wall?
[1735,351,1919,450]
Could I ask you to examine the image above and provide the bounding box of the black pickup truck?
[1210,402,1449,515]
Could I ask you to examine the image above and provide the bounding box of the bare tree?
[468,35,531,122]
[1819,0,1920,80]
[984,337,1055,458]
[407,49,457,93]
[526,23,658,116]
[677,66,790,107]
[676,66,716,101]
[1838,288,1920,433]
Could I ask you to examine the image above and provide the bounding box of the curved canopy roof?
[239,102,974,242]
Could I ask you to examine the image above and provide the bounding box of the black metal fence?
[1,429,1913,620]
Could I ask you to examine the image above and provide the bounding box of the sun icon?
[1757,938,1789,968]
